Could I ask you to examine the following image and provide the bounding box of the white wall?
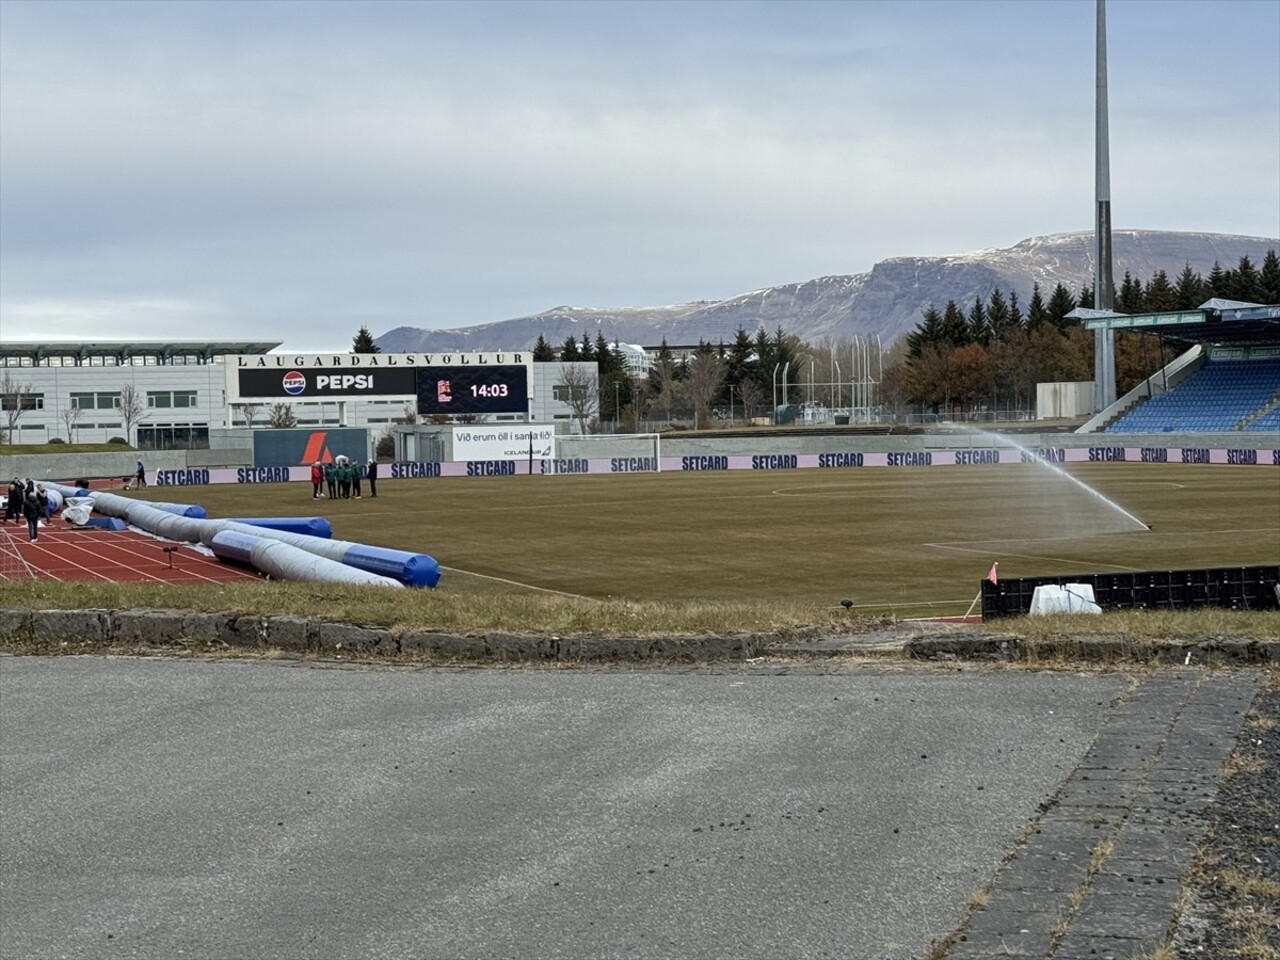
[1037,381,1094,420]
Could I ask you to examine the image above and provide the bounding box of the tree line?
[896,251,1279,416]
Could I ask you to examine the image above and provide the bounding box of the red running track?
[0,520,261,584]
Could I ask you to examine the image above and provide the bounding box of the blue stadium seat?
[1107,359,1280,434]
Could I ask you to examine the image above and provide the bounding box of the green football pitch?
[158,463,1280,617]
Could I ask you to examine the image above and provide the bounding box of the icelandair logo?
[300,432,335,465]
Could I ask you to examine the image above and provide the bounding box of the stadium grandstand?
[1073,299,1280,434]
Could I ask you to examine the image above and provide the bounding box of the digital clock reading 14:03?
[415,365,529,415]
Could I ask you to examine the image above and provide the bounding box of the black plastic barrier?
[981,565,1280,619]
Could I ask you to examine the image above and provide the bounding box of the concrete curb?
[2,608,1277,664]
[904,633,1280,665]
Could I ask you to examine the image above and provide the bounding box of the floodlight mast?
[1093,0,1117,413]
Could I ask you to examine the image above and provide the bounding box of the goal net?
[546,433,662,473]
[0,526,37,581]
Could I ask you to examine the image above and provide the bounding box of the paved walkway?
[0,657,1263,960]
[946,669,1262,959]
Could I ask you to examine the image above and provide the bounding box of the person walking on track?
[22,481,45,542]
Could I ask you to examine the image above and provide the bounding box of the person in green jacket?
[324,462,337,499]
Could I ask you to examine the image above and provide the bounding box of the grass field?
[103,462,1280,618]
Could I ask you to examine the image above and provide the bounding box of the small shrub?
[47,437,66,445]
[107,436,129,445]
[376,434,395,459]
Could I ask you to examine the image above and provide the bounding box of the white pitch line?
[923,541,1146,571]
[438,566,598,601]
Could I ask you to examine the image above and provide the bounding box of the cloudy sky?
[2,0,1277,352]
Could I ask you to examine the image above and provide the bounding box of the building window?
[136,425,210,450]
[71,392,120,410]
[147,390,198,409]
[0,392,44,411]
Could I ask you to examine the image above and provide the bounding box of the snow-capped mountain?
[376,230,1278,352]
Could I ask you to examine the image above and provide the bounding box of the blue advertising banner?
[252,428,370,468]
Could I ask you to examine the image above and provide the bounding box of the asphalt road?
[0,657,1130,960]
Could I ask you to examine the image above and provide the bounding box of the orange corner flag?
[986,562,999,585]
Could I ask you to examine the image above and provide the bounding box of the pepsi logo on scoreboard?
[236,366,419,398]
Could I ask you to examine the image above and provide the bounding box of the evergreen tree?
[966,297,990,345]
[908,305,944,359]
[532,334,557,362]
[1230,254,1262,302]
[579,333,596,362]
[1206,261,1229,298]
[594,332,618,377]
[1008,290,1024,333]
[352,326,381,353]
[1026,283,1048,330]
[1144,270,1176,312]
[1116,271,1144,313]
[1078,283,1095,310]
[1174,264,1205,310]
[726,327,756,388]
[987,288,1011,341]
[770,325,798,393]
[1259,249,1280,304]
[1045,283,1078,329]
[560,335,581,361]
[940,300,969,346]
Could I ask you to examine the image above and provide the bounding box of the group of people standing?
[3,477,49,542]
[310,458,378,500]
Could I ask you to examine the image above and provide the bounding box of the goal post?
[546,433,662,473]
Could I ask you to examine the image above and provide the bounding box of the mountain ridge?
[376,229,1278,353]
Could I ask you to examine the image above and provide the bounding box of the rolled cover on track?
[216,522,441,588]
[227,517,333,538]
[210,530,403,588]
[343,544,441,588]
[142,502,208,519]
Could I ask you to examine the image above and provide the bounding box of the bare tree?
[116,384,148,446]
[399,404,418,424]
[268,403,298,428]
[0,369,34,443]
[737,378,765,421]
[60,404,83,443]
[684,350,726,430]
[239,402,263,429]
[556,364,599,434]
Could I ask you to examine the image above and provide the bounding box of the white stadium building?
[0,340,595,450]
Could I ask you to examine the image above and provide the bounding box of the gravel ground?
[1175,669,1280,959]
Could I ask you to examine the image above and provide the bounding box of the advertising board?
[451,425,554,461]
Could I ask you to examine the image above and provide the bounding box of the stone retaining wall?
[0,608,762,662]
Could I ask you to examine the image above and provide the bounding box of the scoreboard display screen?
[416,365,529,416]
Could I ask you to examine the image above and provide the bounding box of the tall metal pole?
[1093,0,1117,413]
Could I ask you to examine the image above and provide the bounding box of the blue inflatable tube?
[210,530,403,588]
[146,501,208,519]
[342,544,441,588]
[228,517,333,538]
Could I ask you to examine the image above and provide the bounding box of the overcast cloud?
[1,0,1277,352]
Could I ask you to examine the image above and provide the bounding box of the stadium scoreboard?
[416,365,528,416]
[227,353,532,416]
